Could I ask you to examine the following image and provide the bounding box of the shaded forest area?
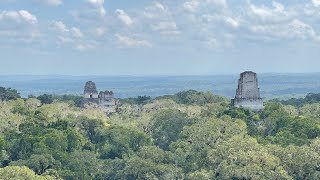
[0,88,319,179]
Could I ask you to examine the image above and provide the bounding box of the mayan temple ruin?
[231,71,263,111]
[83,81,116,113]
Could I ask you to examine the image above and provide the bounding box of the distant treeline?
[118,90,228,106]
[273,93,320,107]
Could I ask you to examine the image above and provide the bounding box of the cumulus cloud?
[142,2,180,35]
[0,10,37,24]
[183,0,200,12]
[52,21,84,38]
[86,0,106,16]
[312,0,320,7]
[201,15,239,28]
[115,9,133,26]
[250,19,316,39]
[36,0,63,6]
[151,21,180,34]
[51,20,92,50]
[53,21,69,32]
[2,0,320,50]
[183,0,227,13]
[93,27,106,37]
[0,10,40,44]
[115,34,152,48]
[242,1,320,43]
[71,27,83,38]
[247,1,292,23]
[288,19,318,40]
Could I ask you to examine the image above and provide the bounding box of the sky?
[0,0,320,75]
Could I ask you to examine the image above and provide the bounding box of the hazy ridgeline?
[1,73,320,99]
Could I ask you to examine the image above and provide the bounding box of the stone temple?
[83,81,116,113]
[231,71,263,111]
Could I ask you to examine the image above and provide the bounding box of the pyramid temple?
[231,71,263,111]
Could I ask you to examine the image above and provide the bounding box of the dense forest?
[0,87,319,179]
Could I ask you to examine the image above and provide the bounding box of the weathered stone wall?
[235,71,261,99]
[232,98,263,111]
[232,71,263,111]
[83,81,116,114]
[99,91,116,106]
[84,81,98,99]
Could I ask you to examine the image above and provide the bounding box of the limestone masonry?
[83,81,116,113]
[231,71,263,111]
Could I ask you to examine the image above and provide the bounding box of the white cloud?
[87,0,104,7]
[151,21,180,35]
[53,21,83,38]
[19,10,37,24]
[183,0,227,12]
[53,21,69,32]
[312,0,320,7]
[93,27,105,37]
[37,0,63,6]
[206,0,227,8]
[115,34,152,48]
[225,17,239,28]
[183,0,200,12]
[115,9,133,26]
[201,15,239,28]
[289,19,317,39]
[248,1,290,23]
[249,18,320,42]
[142,2,180,35]
[71,27,83,38]
[86,0,106,16]
[242,1,320,43]
[0,10,37,24]
[51,21,91,50]
[76,43,95,51]
[143,2,168,19]
[2,0,320,51]
[0,10,40,44]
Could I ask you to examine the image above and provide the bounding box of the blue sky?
[0,0,320,75]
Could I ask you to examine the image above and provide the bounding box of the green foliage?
[208,136,292,179]
[103,146,183,179]
[275,93,320,107]
[0,89,318,180]
[254,102,320,146]
[37,94,83,107]
[0,137,4,161]
[96,126,152,159]
[150,109,192,150]
[155,90,228,105]
[37,94,54,105]
[119,95,152,105]
[0,87,21,101]
[0,166,57,179]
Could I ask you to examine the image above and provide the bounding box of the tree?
[97,126,152,159]
[173,90,227,105]
[208,136,292,179]
[0,87,21,101]
[21,154,58,175]
[37,94,54,104]
[267,143,320,179]
[113,146,183,179]
[171,116,247,173]
[0,166,57,179]
[150,109,192,150]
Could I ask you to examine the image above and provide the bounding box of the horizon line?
[1,72,320,77]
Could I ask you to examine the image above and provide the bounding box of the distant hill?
[1,73,320,99]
